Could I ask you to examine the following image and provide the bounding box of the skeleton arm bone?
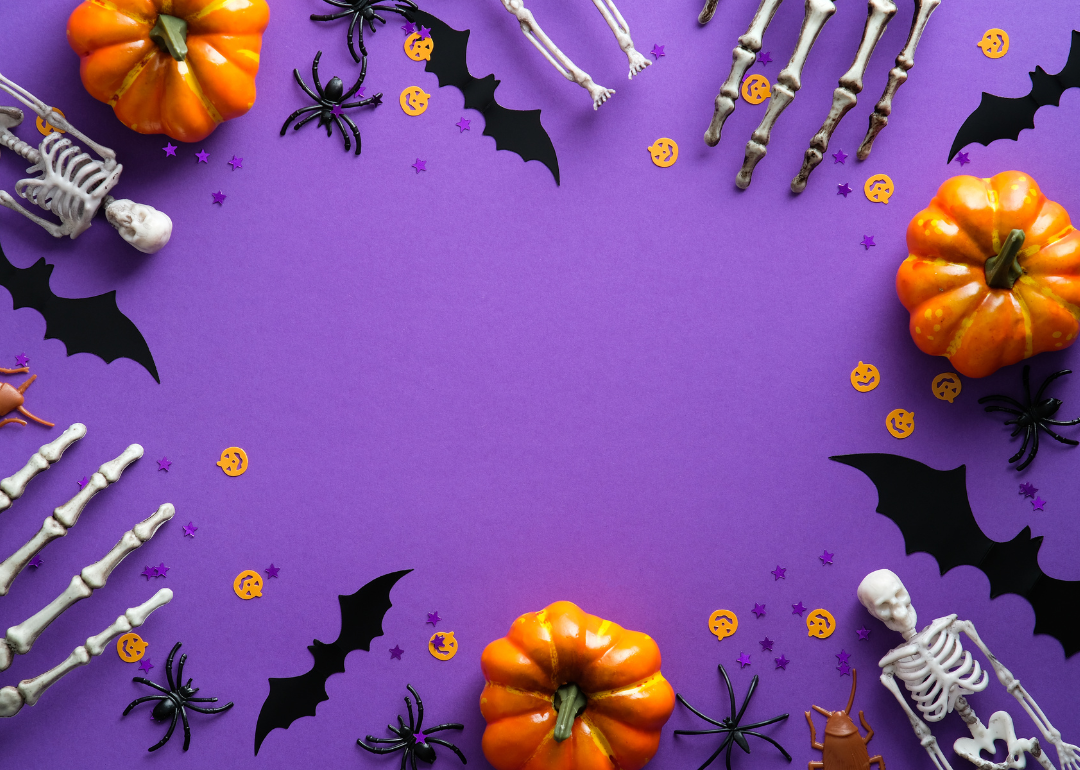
[956,620,1080,770]
[0,72,116,163]
[879,666,956,770]
[0,424,86,513]
[589,0,650,77]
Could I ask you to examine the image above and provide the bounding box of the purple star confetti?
[759,637,774,652]
[156,562,169,578]
[861,235,876,249]
[212,191,226,205]
[412,158,426,174]
[650,44,665,59]
[792,601,807,616]
[265,564,280,578]
[775,654,790,670]
[1019,482,1037,498]
[771,565,786,580]
[427,611,441,626]
[956,152,970,167]
[736,652,751,668]
[857,627,871,641]
[14,353,29,367]
[758,51,772,65]
[182,522,197,538]
[331,105,345,117]
[28,555,43,568]
[837,661,852,676]
[1032,496,1046,511]
[832,148,847,164]
[157,457,171,472]
[228,155,243,170]
[163,143,177,157]
[419,26,432,39]
[390,645,404,659]
[837,183,852,197]
[139,659,154,674]
[141,565,156,580]
[402,21,415,34]
[836,649,851,664]
[456,117,470,132]
[195,150,209,163]
[752,603,766,618]
[77,476,88,489]
[432,634,446,651]
[820,550,834,565]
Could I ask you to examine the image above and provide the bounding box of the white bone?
[0,424,86,513]
[0,503,173,668]
[856,0,941,159]
[790,0,897,192]
[0,588,171,717]
[0,444,143,597]
[735,0,836,189]
[704,0,786,146]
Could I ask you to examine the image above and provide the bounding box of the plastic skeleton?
[0,72,172,254]
[701,0,940,191]
[0,423,174,717]
[857,569,1079,770]
[500,0,650,110]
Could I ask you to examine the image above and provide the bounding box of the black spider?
[281,51,383,156]
[979,365,1080,471]
[123,642,233,752]
[311,0,418,63]
[357,684,467,768]
[675,664,791,770]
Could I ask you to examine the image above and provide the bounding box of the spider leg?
[343,58,368,100]
[1045,416,1080,425]
[165,642,181,692]
[1023,365,1033,404]
[407,685,424,731]
[399,745,409,770]
[149,708,180,752]
[294,111,324,131]
[364,736,408,745]
[718,665,738,722]
[676,694,727,728]
[692,733,733,770]
[372,11,386,25]
[180,705,192,751]
[311,9,354,20]
[123,694,169,714]
[346,13,364,63]
[428,738,468,764]
[983,406,1024,416]
[741,730,792,760]
[318,0,356,8]
[978,395,1026,409]
[1034,368,1072,402]
[293,69,322,104]
[1016,427,1040,471]
[186,701,234,714]
[424,722,465,734]
[739,713,789,730]
[341,114,363,155]
[281,106,320,134]
[132,677,171,695]
[1039,425,1080,446]
[733,675,759,724]
[187,696,218,702]
[357,740,407,753]
[674,728,734,735]
[1008,426,1032,465]
[411,748,419,770]
[176,654,187,685]
[331,114,352,152]
[312,52,326,97]
[725,734,736,770]
[388,723,406,739]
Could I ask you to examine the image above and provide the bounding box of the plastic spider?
[357,684,467,768]
[675,664,791,770]
[281,51,383,156]
[123,642,234,752]
[979,365,1080,471]
[310,0,418,62]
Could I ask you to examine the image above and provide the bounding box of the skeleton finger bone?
[791,0,896,192]
[0,588,171,717]
[698,0,721,25]
[736,0,836,189]
[0,503,173,671]
[0,443,143,597]
[0,423,86,513]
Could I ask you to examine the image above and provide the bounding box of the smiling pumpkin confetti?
[850,361,880,392]
[885,408,915,438]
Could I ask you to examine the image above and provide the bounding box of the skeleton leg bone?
[0,503,173,671]
[704,0,786,146]
[589,0,651,78]
[501,0,615,109]
[791,0,896,192]
[0,191,70,238]
[0,423,86,513]
[856,0,941,160]
[0,444,143,597]
[0,588,171,717]
[736,0,837,189]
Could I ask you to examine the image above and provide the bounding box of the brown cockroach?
[806,669,885,770]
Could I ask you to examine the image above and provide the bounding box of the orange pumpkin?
[479,601,675,770]
[899,171,1080,378]
[66,0,269,142]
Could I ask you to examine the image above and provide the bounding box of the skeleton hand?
[1054,739,1080,770]
[627,48,651,78]
[586,80,616,109]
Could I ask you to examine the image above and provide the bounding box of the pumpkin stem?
[149,14,188,61]
[984,229,1026,289]
[552,683,587,743]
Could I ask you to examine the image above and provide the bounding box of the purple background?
[1,0,1080,768]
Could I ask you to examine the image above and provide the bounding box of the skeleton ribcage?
[14,133,114,229]
[896,623,989,722]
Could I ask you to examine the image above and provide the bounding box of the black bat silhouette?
[832,453,1080,657]
[0,240,159,382]
[949,29,1080,162]
[254,568,411,755]
[410,9,560,185]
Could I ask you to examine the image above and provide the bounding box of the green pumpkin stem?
[984,229,1026,289]
[149,14,188,61]
[552,683,587,743]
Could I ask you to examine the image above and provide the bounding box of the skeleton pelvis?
[954,711,1044,770]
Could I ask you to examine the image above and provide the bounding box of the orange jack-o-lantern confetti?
[116,632,148,662]
[932,373,962,403]
[806,608,836,639]
[864,174,894,204]
[399,86,431,116]
[233,570,264,600]
[708,609,739,641]
[404,32,434,61]
[850,361,880,392]
[648,137,679,168]
[217,447,248,476]
[978,29,1009,59]
[886,408,915,438]
[429,631,458,660]
[741,74,771,104]
[36,108,66,136]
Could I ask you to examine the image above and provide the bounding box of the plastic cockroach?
[806,669,885,770]
[0,368,53,429]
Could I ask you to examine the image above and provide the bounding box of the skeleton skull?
[858,569,917,636]
[104,199,172,254]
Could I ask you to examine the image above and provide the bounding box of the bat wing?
[949,30,1080,161]
[0,244,159,382]
[411,9,560,185]
[833,453,1080,657]
[254,569,411,755]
